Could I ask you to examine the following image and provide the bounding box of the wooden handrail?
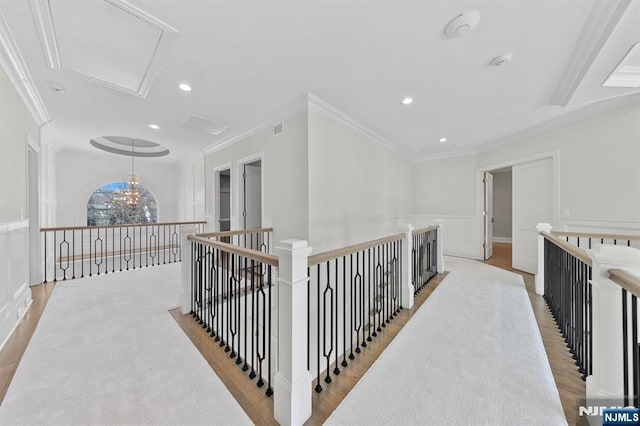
[308,233,404,267]
[41,221,206,232]
[412,225,438,235]
[542,232,593,266]
[610,269,640,299]
[198,227,273,238]
[188,235,279,267]
[552,230,640,241]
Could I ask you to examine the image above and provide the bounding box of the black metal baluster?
[633,296,639,408]
[623,289,629,406]
[249,258,256,379]
[342,256,348,368]
[349,254,355,361]
[334,258,340,376]
[267,263,273,397]
[365,248,371,344]
[243,255,249,372]
[257,262,266,389]
[315,263,322,393]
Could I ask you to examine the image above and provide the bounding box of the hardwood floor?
[0,282,56,405]
[483,242,586,425]
[171,273,447,425]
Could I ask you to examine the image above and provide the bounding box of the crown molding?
[202,95,308,156]
[550,0,632,106]
[478,92,640,154]
[30,0,178,98]
[0,10,50,126]
[307,93,414,161]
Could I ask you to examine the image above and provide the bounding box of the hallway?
[0,247,583,424]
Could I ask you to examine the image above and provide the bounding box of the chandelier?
[122,139,141,206]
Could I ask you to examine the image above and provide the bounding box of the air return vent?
[182,114,230,136]
[273,122,284,135]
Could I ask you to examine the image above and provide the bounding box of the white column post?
[587,245,640,406]
[180,224,198,315]
[398,224,414,309]
[535,223,553,295]
[274,239,313,426]
[434,219,444,272]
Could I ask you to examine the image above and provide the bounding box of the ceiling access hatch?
[31,0,178,97]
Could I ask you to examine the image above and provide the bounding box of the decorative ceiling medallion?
[90,136,170,157]
[30,0,178,98]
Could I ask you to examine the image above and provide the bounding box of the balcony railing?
[180,222,443,425]
[41,221,206,282]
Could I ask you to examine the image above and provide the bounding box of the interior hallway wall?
[204,112,309,245]
[492,170,512,241]
[55,150,182,226]
[307,106,413,253]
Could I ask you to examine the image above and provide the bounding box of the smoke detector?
[490,53,513,66]
[445,11,481,37]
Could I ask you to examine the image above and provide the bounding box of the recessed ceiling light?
[439,138,448,143]
[402,97,414,105]
[179,83,192,92]
[49,82,65,94]
[148,124,160,130]
[603,42,640,88]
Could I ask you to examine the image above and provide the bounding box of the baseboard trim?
[493,237,512,244]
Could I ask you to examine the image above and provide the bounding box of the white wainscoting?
[0,220,32,351]
[409,214,479,259]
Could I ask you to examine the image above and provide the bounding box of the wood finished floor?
[483,242,586,426]
[0,246,585,425]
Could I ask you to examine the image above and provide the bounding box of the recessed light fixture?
[49,81,65,94]
[179,83,192,92]
[148,124,160,130]
[439,137,448,143]
[603,42,640,88]
[402,97,414,105]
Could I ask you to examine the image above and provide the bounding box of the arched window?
[87,182,158,226]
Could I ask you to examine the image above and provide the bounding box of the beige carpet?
[326,256,566,425]
[0,264,251,425]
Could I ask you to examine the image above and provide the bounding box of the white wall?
[411,101,640,260]
[411,154,478,258]
[0,63,39,223]
[178,155,206,222]
[55,150,183,226]
[205,112,309,245]
[478,101,640,234]
[0,67,35,350]
[307,107,413,253]
[492,170,512,240]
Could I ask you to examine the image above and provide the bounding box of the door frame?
[474,149,560,260]
[483,171,494,260]
[26,135,41,285]
[213,163,232,232]
[235,152,265,230]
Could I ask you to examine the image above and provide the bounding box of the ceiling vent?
[273,122,284,135]
[421,143,458,156]
[182,114,230,136]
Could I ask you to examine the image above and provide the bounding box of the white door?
[242,162,262,229]
[512,158,553,273]
[484,171,494,260]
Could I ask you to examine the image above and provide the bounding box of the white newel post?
[535,223,553,296]
[587,245,640,407]
[434,219,444,272]
[399,224,414,309]
[274,240,313,426]
[180,225,198,315]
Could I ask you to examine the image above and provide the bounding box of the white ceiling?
[0,0,639,162]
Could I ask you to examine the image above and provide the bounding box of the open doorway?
[215,168,231,232]
[240,159,262,230]
[482,156,554,274]
[484,168,512,267]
